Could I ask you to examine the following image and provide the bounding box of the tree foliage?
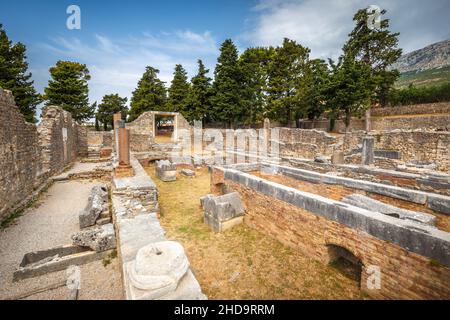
[324,54,373,129]
[266,38,310,125]
[343,8,402,106]
[211,39,246,127]
[128,66,167,122]
[0,24,41,122]
[43,60,93,122]
[185,59,212,123]
[168,64,190,113]
[97,93,128,130]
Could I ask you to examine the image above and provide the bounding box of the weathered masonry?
[210,163,450,299]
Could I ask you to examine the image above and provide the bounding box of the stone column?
[113,112,122,154]
[115,120,134,177]
[362,136,375,166]
[365,108,371,132]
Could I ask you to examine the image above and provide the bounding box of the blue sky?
[1,0,450,116]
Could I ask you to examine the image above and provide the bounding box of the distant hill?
[393,39,450,88]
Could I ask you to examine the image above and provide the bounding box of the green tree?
[43,61,93,122]
[324,54,373,130]
[295,58,331,125]
[97,94,128,130]
[167,64,190,113]
[128,66,167,121]
[0,24,41,122]
[185,59,212,124]
[211,39,245,128]
[239,46,275,124]
[343,7,402,106]
[266,38,310,126]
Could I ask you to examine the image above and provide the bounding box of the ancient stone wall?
[371,102,450,117]
[37,106,78,174]
[342,131,450,172]
[298,102,450,132]
[0,90,88,223]
[77,126,89,157]
[0,89,43,221]
[277,128,338,158]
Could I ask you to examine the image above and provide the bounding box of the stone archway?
[326,244,363,285]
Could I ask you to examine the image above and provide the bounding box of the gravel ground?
[0,179,123,300]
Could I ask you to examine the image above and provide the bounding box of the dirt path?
[0,179,122,300]
[145,164,366,300]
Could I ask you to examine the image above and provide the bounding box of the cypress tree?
[185,59,212,124]
[128,66,167,121]
[167,64,190,113]
[211,39,245,128]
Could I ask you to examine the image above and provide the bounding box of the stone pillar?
[362,136,375,166]
[365,108,371,132]
[113,112,121,154]
[115,121,134,177]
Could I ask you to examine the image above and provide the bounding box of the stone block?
[427,194,450,215]
[180,169,195,177]
[342,194,436,226]
[362,136,375,165]
[203,192,245,232]
[331,151,344,164]
[71,223,116,252]
[79,185,108,228]
[155,160,177,182]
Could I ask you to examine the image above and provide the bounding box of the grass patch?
[102,249,118,267]
[144,164,367,299]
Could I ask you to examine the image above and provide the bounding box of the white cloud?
[37,30,219,107]
[245,0,450,60]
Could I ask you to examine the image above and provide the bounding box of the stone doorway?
[154,114,175,144]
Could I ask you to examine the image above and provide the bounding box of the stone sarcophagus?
[155,160,177,182]
[201,192,245,232]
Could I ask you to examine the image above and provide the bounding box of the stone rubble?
[71,223,116,252]
[79,184,109,228]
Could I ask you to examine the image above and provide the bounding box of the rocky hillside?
[393,39,450,73]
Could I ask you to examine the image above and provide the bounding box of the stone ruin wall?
[37,106,79,174]
[0,89,84,223]
[0,89,43,222]
[343,131,450,172]
[299,102,450,132]
[210,168,450,299]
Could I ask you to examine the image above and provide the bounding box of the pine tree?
[211,39,245,128]
[167,64,190,113]
[128,66,167,122]
[239,46,275,124]
[324,54,373,130]
[343,7,402,106]
[43,61,93,122]
[0,24,41,122]
[185,59,212,124]
[97,94,128,130]
[266,38,310,125]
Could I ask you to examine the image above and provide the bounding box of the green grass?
[396,65,450,89]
